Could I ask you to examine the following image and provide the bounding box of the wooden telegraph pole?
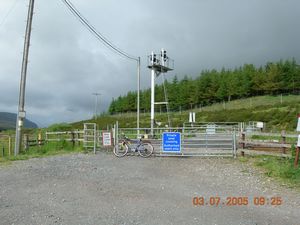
[295,145,299,168]
[295,134,300,168]
[15,0,35,156]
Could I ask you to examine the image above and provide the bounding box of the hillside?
[71,95,300,132]
[109,59,300,114]
[0,112,38,130]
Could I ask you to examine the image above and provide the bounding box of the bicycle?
[113,136,154,157]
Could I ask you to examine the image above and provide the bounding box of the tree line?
[108,59,300,114]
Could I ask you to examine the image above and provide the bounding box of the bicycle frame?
[122,138,143,152]
[114,135,154,158]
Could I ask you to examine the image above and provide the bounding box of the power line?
[0,0,20,29]
[61,0,138,61]
[61,0,141,137]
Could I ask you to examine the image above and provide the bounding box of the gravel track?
[0,152,299,225]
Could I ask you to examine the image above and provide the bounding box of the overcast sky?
[0,0,300,127]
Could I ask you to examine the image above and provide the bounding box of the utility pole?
[137,57,140,137]
[14,0,35,156]
[92,93,101,119]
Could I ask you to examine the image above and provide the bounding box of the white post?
[233,128,237,158]
[116,121,119,147]
[93,124,96,154]
[137,57,140,138]
[150,68,155,135]
[189,112,192,123]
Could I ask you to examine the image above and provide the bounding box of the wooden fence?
[0,134,13,157]
[45,130,84,146]
[239,131,296,155]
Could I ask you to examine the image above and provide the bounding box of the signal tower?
[147,49,174,135]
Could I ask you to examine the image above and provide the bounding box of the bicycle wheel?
[138,143,154,157]
[113,142,128,157]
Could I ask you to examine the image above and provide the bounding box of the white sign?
[297,135,300,147]
[102,132,112,146]
[189,112,196,123]
[206,124,216,134]
[256,122,264,128]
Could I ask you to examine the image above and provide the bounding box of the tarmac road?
[0,152,299,225]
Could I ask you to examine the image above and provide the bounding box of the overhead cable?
[0,0,20,29]
[61,0,138,61]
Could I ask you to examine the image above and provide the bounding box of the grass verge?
[239,151,300,189]
[0,140,84,164]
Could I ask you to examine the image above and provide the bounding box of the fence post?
[116,121,119,147]
[294,146,300,168]
[205,133,208,150]
[233,128,237,158]
[38,131,42,146]
[93,125,97,154]
[8,135,11,156]
[241,132,245,149]
[240,132,245,157]
[281,130,286,154]
[77,130,80,146]
[71,132,75,148]
[24,134,29,151]
[113,124,116,146]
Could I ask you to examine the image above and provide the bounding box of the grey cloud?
[1,0,300,126]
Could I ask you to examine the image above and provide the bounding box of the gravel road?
[0,152,299,225]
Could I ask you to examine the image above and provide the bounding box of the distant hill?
[0,112,38,130]
[71,95,300,131]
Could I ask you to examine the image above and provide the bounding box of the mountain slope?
[72,95,300,131]
[0,112,38,130]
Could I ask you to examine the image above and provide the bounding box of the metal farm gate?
[115,123,237,158]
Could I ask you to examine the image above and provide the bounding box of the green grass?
[255,156,300,187]
[251,135,297,144]
[2,94,300,164]
[240,151,300,188]
[70,95,300,131]
[0,140,84,164]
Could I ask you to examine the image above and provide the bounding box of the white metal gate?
[83,123,97,153]
[115,124,237,158]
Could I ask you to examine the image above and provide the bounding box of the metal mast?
[14,0,35,156]
[147,49,174,136]
[92,93,101,119]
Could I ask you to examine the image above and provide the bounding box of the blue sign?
[162,132,181,153]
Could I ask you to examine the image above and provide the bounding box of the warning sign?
[162,132,181,153]
[102,132,112,146]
